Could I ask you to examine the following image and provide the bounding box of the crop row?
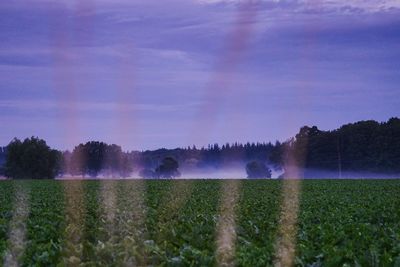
[0,179,399,266]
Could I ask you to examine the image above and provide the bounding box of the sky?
[0,0,399,151]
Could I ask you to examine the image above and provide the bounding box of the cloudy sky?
[1,0,399,150]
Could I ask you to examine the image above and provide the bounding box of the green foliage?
[0,181,14,265]
[22,181,65,266]
[0,179,400,266]
[4,137,61,179]
[145,180,220,265]
[81,181,103,264]
[236,180,282,266]
[296,180,400,266]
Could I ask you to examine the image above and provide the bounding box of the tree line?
[0,147,8,176]
[279,117,400,177]
[1,117,399,179]
[137,142,278,170]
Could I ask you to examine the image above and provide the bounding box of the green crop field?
[0,179,400,266]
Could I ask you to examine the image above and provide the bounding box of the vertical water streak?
[215,179,241,267]
[3,184,30,267]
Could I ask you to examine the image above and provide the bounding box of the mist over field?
[51,165,399,180]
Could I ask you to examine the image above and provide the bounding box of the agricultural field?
[0,179,400,266]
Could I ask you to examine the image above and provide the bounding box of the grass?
[0,179,399,266]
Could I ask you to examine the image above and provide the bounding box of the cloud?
[198,0,400,13]
[3,0,400,15]
[313,0,400,13]
[1,0,399,150]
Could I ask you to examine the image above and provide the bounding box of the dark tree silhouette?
[284,118,400,177]
[2,117,399,179]
[0,147,6,176]
[4,137,61,179]
[246,161,272,179]
[69,144,87,177]
[69,141,131,177]
[155,157,180,179]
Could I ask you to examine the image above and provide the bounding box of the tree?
[85,141,107,177]
[69,141,132,178]
[246,161,272,179]
[4,137,61,179]
[69,144,87,177]
[119,153,133,178]
[155,157,180,179]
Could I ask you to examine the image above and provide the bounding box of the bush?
[246,161,272,179]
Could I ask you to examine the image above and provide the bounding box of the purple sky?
[1,0,400,151]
